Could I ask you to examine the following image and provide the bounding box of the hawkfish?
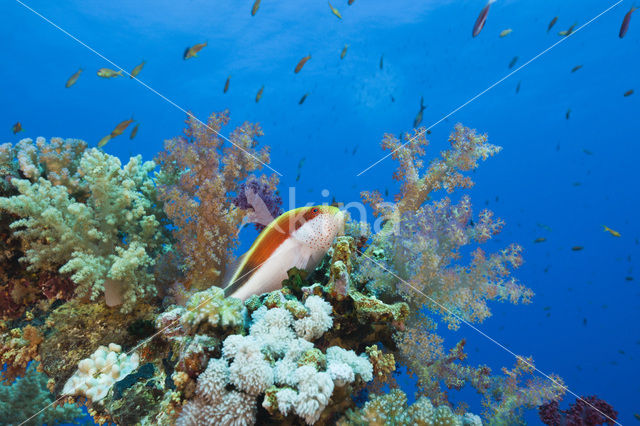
[224,205,345,300]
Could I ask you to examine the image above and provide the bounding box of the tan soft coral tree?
[359,124,563,423]
[155,111,278,289]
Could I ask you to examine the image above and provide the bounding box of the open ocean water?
[1,0,638,424]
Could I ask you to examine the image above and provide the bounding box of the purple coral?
[232,176,282,231]
[539,396,618,426]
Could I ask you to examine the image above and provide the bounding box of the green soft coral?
[0,146,169,312]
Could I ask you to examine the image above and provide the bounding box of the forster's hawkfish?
[295,55,311,73]
[65,68,82,88]
[97,68,123,78]
[328,1,342,19]
[183,42,207,60]
[130,60,145,78]
[224,205,345,300]
[472,0,496,37]
[414,96,426,128]
[619,7,636,39]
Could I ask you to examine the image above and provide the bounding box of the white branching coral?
[181,286,246,330]
[0,143,170,312]
[62,343,139,402]
[177,295,373,425]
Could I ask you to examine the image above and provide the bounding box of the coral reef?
[0,119,580,426]
[155,111,278,289]
[539,395,618,426]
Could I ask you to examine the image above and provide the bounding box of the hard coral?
[155,111,278,289]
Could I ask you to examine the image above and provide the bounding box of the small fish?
[328,1,342,19]
[508,56,518,69]
[566,108,571,120]
[251,0,261,16]
[110,118,135,138]
[571,246,584,251]
[499,29,512,37]
[348,0,355,4]
[224,206,344,300]
[224,75,231,93]
[571,65,583,73]
[379,54,384,70]
[472,0,496,37]
[547,16,558,32]
[582,148,593,155]
[97,135,111,148]
[572,181,581,187]
[340,45,348,59]
[65,68,82,88]
[256,85,264,103]
[413,96,426,128]
[603,226,621,237]
[183,42,207,60]
[299,93,308,105]
[583,318,587,326]
[515,81,521,93]
[558,23,576,37]
[534,237,547,243]
[130,60,145,78]
[624,89,634,97]
[97,68,123,78]
[11,122,23,134]
[294,55,311,73]
[626,276,634,281]
[619,6,636,38]
[129,123,139,140]
[537,223,552,231]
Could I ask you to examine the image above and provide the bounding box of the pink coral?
[155,111,278,289]
[539,396,618,426]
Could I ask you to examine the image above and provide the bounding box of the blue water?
[2,0,638,424]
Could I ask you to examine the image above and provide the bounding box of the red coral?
[38,272,75,301]
[539,396,618,426]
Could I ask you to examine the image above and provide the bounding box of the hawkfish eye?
[312,208,319,213]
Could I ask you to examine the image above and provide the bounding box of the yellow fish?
[183,42,207,60]
[328,1,342,19]
[256,85,264,103]
[97,68,123,78]
[603,226,621,237]
[97,135,111,148]
[224,205,345,300]
[130,60,145,78]
[65,68,82,88]
[499,29,513,37]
